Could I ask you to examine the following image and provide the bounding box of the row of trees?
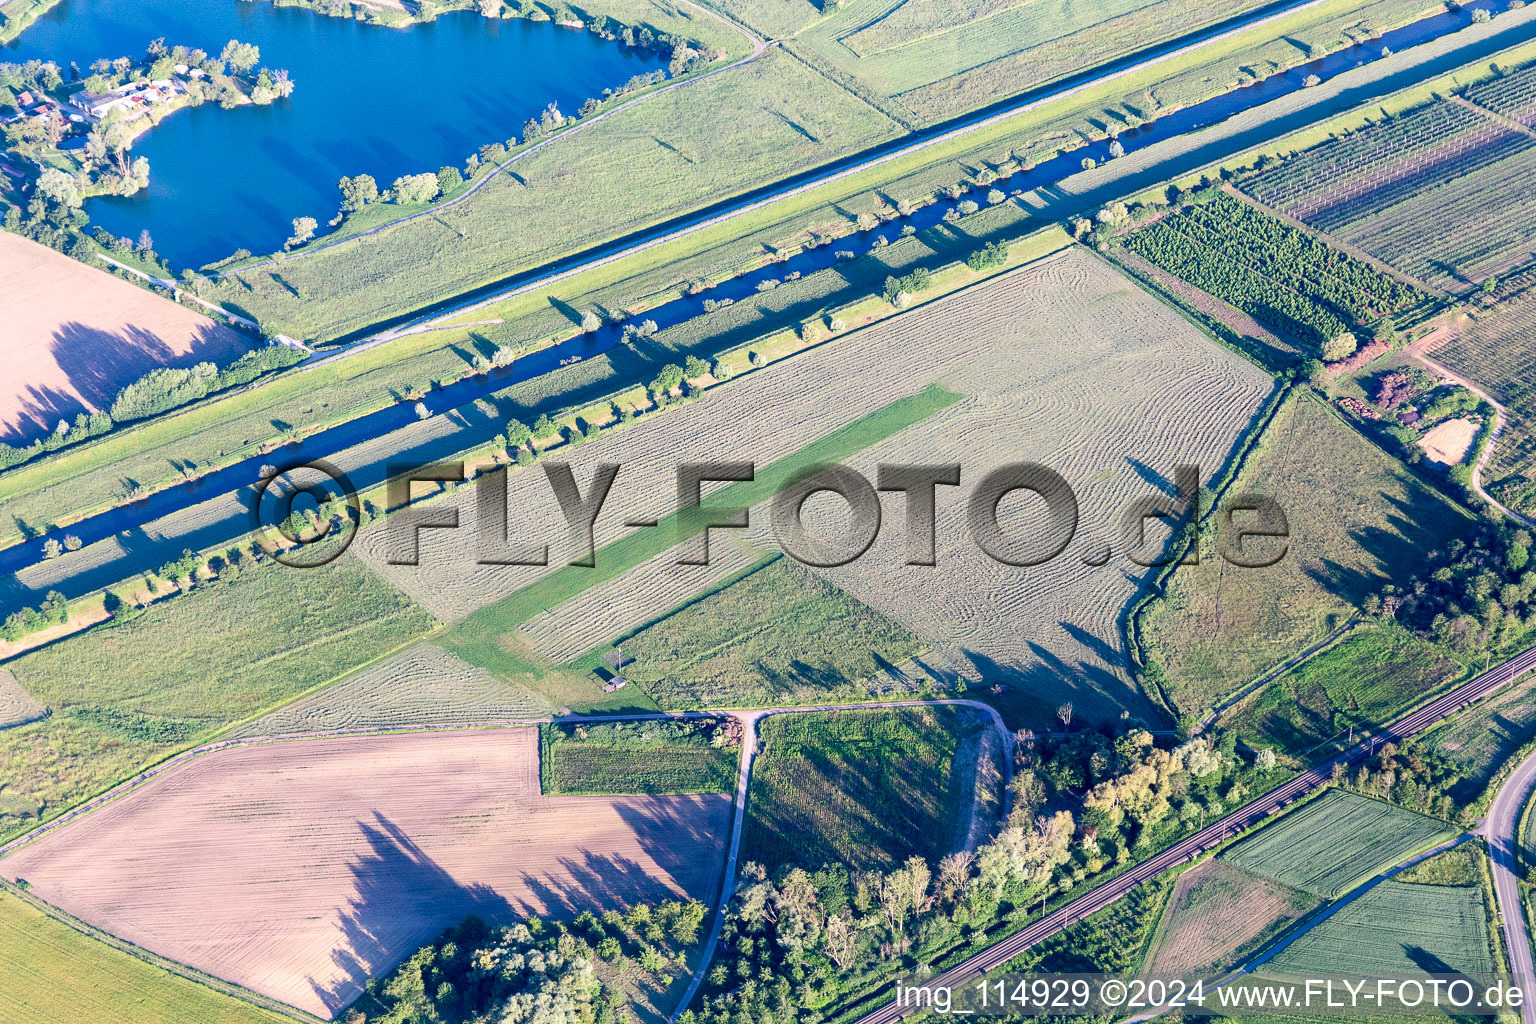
[684,726,1278,1024]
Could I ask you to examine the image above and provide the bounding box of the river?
[3,0,665,267]
[0,0,1523,610]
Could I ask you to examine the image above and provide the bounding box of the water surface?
[5,0,665,266]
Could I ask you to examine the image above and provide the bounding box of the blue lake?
[4,0,665,267]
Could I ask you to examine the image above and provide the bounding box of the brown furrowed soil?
[1145,859,1316,977]
[0,232,250,442]
[0,728,729,1020]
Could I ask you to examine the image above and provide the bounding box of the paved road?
[848,642,1536,1024]
[1479,747,1536,1024]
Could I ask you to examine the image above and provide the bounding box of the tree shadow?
[306,813,515,1016]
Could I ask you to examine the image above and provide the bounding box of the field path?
[847,642,1536,1024]
[1121,833,1473,1023]
[0,696,1010,1020]
[1409,346,1536,530]
[1478,747,1536,1024]
[1195,618,1358,733]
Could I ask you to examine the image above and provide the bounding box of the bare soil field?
[0,728,730,1020]
[0,669,45,729]
[228,645,554,738]
[0,232,250,443]
[1145,860,1316,977]
[1419,417,1479,466]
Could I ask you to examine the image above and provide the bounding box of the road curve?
[848,643,1536,1024]
[1479,747,1536,1024]
[1412,351,1536,530]
[668,698,1014,1021]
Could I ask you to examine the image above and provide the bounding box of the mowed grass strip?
[539,722,738,795]
[0,553,435,841]
[1222,789,1456,899]
[0,890,286,1024]
[440,383,961,676]
[743,706,981,872]
[614,557,926,709]
[1264,878,1496,977]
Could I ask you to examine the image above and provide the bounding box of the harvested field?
[1221,789,1455,899]
[227,644,553,739]
[1420,416,1479,466]
[1146,860,1316,978]
[0,728,730,1020]
[0,552,436,842]
[0,232,251,443]
[0,890,286,1024]
[1142,392,1469,722]
[394,250,1273,724]
[516,537,766,664]
[1263,878,1496,977]
[619,557,927,709]
[0,669,45,729]
[756,251,1275,721]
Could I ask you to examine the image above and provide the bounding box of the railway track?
[850,642,1536,1024]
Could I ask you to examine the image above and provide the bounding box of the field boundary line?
[846,643,1536,1024]
[1197,617,1359,733]
[1221,184,1451,299]
[0,878,323,1023]
[1409,350,1536,529]
[1451,92,1536,139]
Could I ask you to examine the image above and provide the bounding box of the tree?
[579,310,602,333]
[220,40,261,76]
[64,534,82,551]
[137,229,154,253]
[987,187,1006,205]
[1108,139,1125,158]
[271,68,294,98]
[1255,748,1277,771]
[285,216,317,250]
[414,401,430,420]
[505,418,532,451]
[337,174,378,213]
[684,355,709,379]
[436,164,463,195]
[1056,702,1074,731]
[34,168,82,210]
[42,538,63,559]
[388,172,440,204]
